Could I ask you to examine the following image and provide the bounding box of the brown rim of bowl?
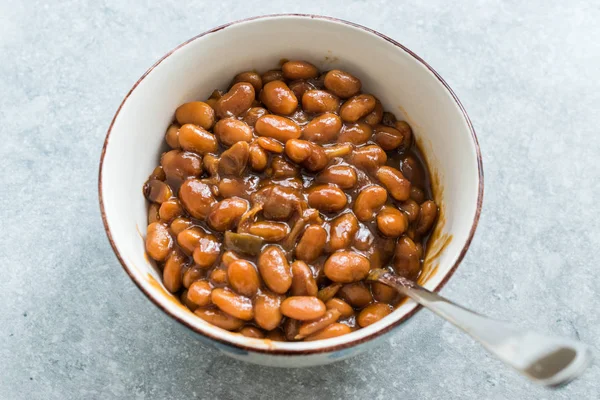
[98,14,484,356]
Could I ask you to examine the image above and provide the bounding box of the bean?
[285,139,328,172]
[296,309,341,339]
[307,184,347,213]
[158,199,183,222]
[258,246,292,294]
[324,251,370,283]
[143,179,172,203]
[203,154,219,176]
[260,81,298,115]
[254,292,283,331]
[218,141,250,176]
[176,227,203,254]
[163,250,185,292]
[211,288,253,321]
[323,69,361,98]
[178,124,218,155]
[288,80,315,99]
[161,150,203,180]
[325,298,354,318]
[416,242,424,259]
[248,143,268,171]
[165,124,181,149]
[214,82,255,118]
[208,197,249,231]
[239,326,265,338]
[347,145,387,174]
[376,205,408,237]
[148,203,160,223]
[194,308,244,331]
[187,280,212,307]
[353,224,375,251]
[400,199,420,223]
[304,323,352,341]
[281,296,326,320]
[149,166,166,182]
[357,303,393,327]
[227,259,260,297]
[410,186,426,204]
[182,265,204,288]
[256,137,284,153]
[218,177,254,200]
[353,185,387,222]
[170,217,192,235]
[416,200,438,234]
[242,107,268,127]
[221,250,240,267]
[209,268,228,286]
[301,90,341,113]
[373,124,407,151]
[232,71,263,92]
[394,236,421,280]
[315,165,357,189]
[395,121,413,147]
[266,329,285,341]
[180,290,198,311]
[338,282,373,308]
[318,283,342,302]
[192,233,220,268]
[145,222,172,261]
[261,69,284,84]
[290,260,318,296]
[179,179,216,219]
[295,225,327,263]
[175,101,215,129]
[329,212,359,251]
[255,115,301,142]
[248,221,290,242]
[401,155,426,186]
[214,118,253,146]
[371,282,399,304]
[302,112,342,143]
[339,94,376,122]
[376,166,411,201]
[282,60,319,80]
[363,100,383,125]
[337,122,373,145]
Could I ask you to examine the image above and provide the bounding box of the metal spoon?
[367,269,592,387]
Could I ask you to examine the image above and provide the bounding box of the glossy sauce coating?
[143,60,438,341]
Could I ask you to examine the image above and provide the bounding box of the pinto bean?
[178,124,218,155]
[163,250,185,292]
[195,308,244,331]
[175,101,215,129]
[295,225,327,263]
[208,197,249,231]
[416,200,438,235]
[227,259,260,297]
[282,60,319,80]
[307,184,347,213]
[179,179,217,220]
[324,251,371,283]
[393,236,421,280]
[323,69,361,98]
[232,71,263,92]
[161,150,203,180]
[145,222,173,261]
[376,205,408,237]
[302,90,340,113]
[290,260,318,296]
[280,296,326,320]
[337,122,373,145]
[357,303,393,327]
[214,118,253,146]
[376,166,411,201]
[302,112,342,143]
[329,212,359,251]
[339,94,376,122]
[260,80,298,115]
[353,185,387,222]
[214,82,255,118]
[304,323,352,341]
[254,292,283,331]
[315,165,357,189]
[255,115,301,142]
[258,246,292,294]
[325,298,354,318]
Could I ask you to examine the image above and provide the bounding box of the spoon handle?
[370,270,592,387]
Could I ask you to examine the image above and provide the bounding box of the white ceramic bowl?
[99,14,483,367]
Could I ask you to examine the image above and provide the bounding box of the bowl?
[99,14,483,367]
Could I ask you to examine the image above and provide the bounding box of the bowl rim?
[98,13,484,355]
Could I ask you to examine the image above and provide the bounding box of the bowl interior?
[100,15,481,353]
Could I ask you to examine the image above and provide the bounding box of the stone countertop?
[1,1,598,399]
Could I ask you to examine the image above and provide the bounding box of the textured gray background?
[1,0,599,399]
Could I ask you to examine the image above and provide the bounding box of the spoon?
[367,269,592,387]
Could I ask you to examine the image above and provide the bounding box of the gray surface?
[1,0,599,398]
